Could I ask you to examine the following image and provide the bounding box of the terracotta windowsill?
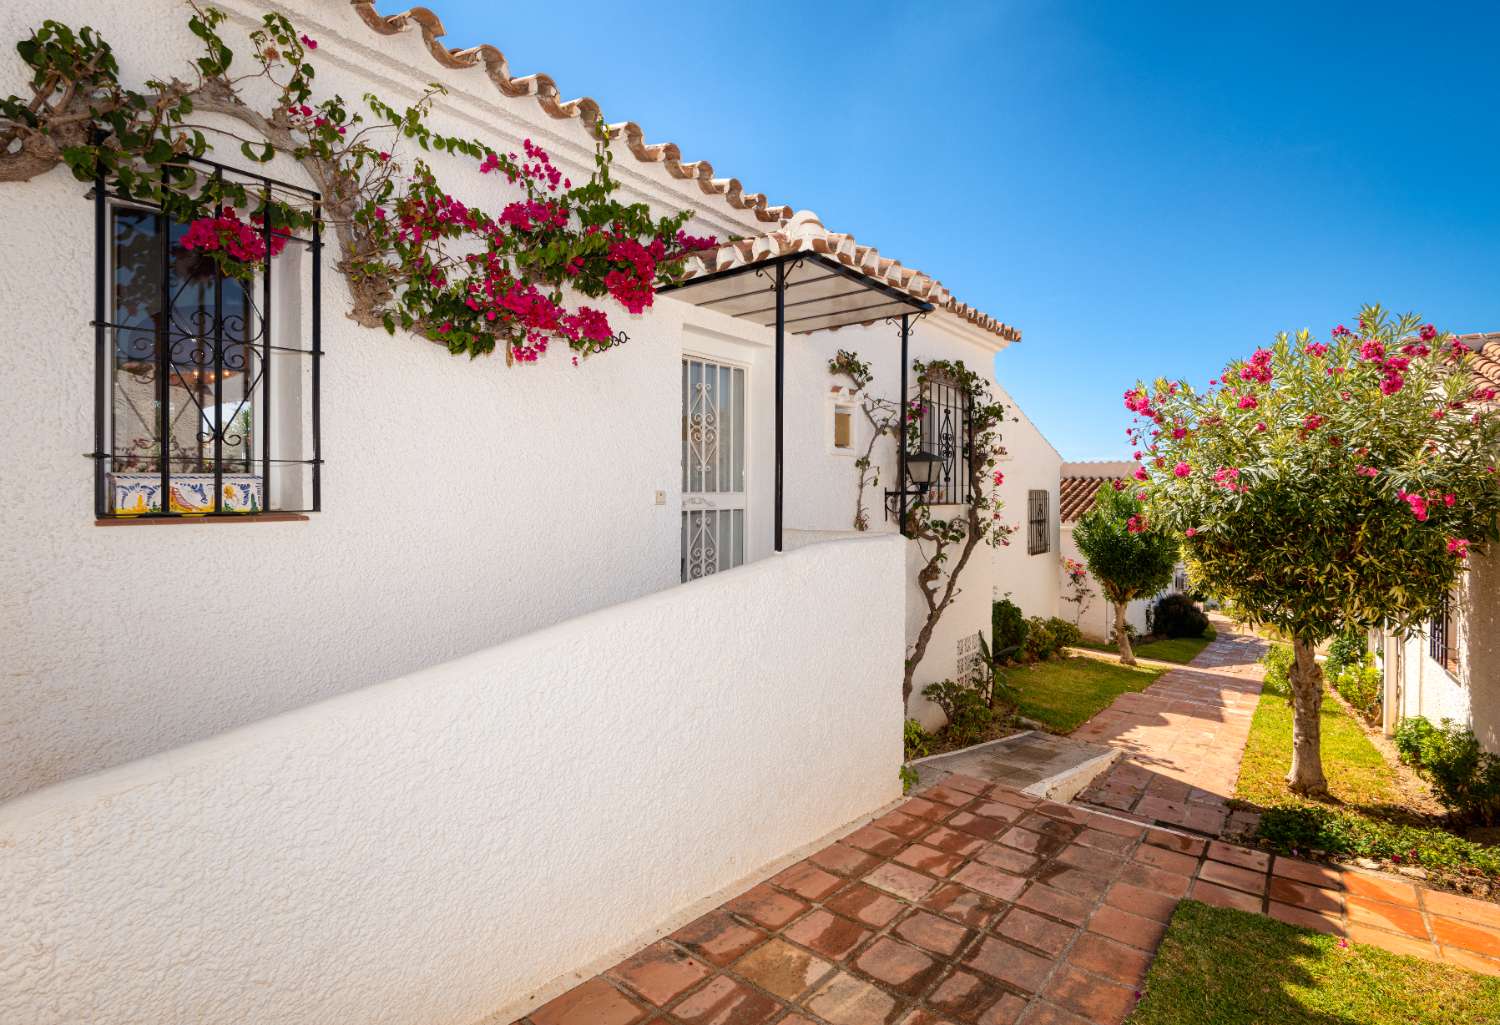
[95,513,310,526]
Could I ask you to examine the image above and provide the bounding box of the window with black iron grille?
[1429,592,1459,674]
[916,375,972,505]
[1027,490,1050,555]
[91,159,321,519]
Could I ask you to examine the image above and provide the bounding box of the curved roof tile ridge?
[680,211,1022,342]
[347,2,793,223]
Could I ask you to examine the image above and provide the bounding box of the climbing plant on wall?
[0,3,716,365]
[829,352,1016,704]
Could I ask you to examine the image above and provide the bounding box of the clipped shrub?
[1394,717,1500,826]
[922,679,995,747]
[1151,592,1210,638]
[1047,617,1082,650]
[1261,643,1294,693]
[1022,616,1059,661]
[1325,625,1367,679]
[1330,653,1381,721]
[1256,804,1500,875]
[992,598,1027,656]
[903,718,931,761]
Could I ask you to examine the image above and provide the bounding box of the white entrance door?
[682,356,747,581]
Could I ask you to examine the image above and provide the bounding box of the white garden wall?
[990,386,1063,621]
[0,535,906,1025]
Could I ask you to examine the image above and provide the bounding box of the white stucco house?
[0,3,1031,1023]
[1378,333,1500,753]
[989,386,1064,621]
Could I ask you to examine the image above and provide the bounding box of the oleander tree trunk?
[1287,637,1328,796]
[1113,601,1135,666]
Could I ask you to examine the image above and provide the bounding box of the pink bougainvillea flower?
[1173,461,1191,478]
[300,34,318,49]
[993,470,1005,486]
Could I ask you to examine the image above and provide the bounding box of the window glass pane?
[834,408,852,448]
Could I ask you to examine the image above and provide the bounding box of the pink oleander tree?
[1127,305,1500,795]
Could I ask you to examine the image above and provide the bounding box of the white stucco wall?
[780,319,1010,729]
[0,0,928,797]
[1381,548,1500,752]
[0,535,905,1025]
[1058,524,1154,642]
[990,385,1063,622]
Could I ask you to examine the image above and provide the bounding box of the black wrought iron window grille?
[1027,489,1050,555]
[916,375,972,506]
[1429,592,1459,674]
[90,158,322,519]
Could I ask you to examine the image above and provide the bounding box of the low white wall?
[0,535,906,1025]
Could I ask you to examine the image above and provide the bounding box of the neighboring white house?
[0,3,1024,1024]
[1378,332,1500,753]
[990,385,1064,621]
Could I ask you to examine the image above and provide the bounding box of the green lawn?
[1235,660,1500,879]
[1074,626,1215,665]
[1128,900,1500,1025]
[1004,655,1165,734]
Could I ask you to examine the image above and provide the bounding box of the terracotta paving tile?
[732,938,831,1002]
[922,882,1005,929]
[927,969,1023,1024]
[1015,1001,1091,1025]
[1270,856,1343,890]
[1425,889,1500,929]
[973,843,1039,876]
[994,906,1077,957]
[725,884,810,930]
[1036,803,1091,826]
[924,784,975,807]
[867,863,941,902]
[901,797,951,822]
[1117,861,1192,898]
[877,811,935,840]
[1195,860,1265,896]
[953,862,1028,902]
[997,827,1052,856]
[826,882,906,928]
[1430,915,1500,958]
[1268,876,1342,914]
[1055,844,1125,876]
[852,936,942,996]
[1347,924,1438,961]
[1087,904,1168,951]
[1340,871,1418,908]
[897,1010,957,1025]
[803,971,902,1025]
[1206,841,1270,873]
[1104,881,1180,923]
[1268,901,1343,935]
[531,978,647,1025]
[1440,945,1500,976]
[944,773,992,796]
[895,844,967,879]
[783,909,871,962]
[1345,895,1427,939]
[895,910,973,957]
[1034,866,1110,903]
[669,975,781,1025]
[808,843,880,879]
[609,942,712,1006]
[971,801,1027,824]
[963,936,1054,994]
[926,826,987,857]
[1190,879,1262,914]
[771,862,845,902]
[1016,882,1093,926]
[1043,963,1137,1025]
[1076,813,1146,840]
[1143,828,1205,856]
[1066,933,1152,987]
[1130,844,1197,877]
[1017,816,1080,845]
[1073,828,1136,857]
[950,812,1010,842]
[844,825,905,857]
[672,911,767,966]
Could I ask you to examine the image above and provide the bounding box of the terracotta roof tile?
[678,211,1022,342]
[348,2,791,223]
[1059,476,1123,523]
[349,4,1019,343]
[1458,333,1500,394]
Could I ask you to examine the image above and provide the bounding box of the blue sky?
[432,1,1500,458]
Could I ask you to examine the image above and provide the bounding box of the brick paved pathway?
[513,776,1500,1025]
[1072,624,1265,837]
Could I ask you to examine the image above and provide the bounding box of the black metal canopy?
[660,251,934,553]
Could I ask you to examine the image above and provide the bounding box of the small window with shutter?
[1027,490,1050,555]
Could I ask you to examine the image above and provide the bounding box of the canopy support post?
[898,312,910,537]
[774,259,786,553]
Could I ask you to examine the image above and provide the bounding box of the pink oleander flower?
[1302,413,1325,433]
[1358,339,1386,361]
[1112,479,1126,491]
[1134,466,1148,481]
[1444,493,1456,507]
[1354,465,1379,477]
[1397,490,1429,521]
[1255,421,1267,432]
[1306,341,1330,358]
[1419,323,1437,342]
[1172,427,1187,439]
[1332,324,1351,337]
[1185,528,1197,538]
[1448,538,1471,558]
[1238,394,1258,410]
[1173,461,1191,478]
[1127,515,1146,533]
